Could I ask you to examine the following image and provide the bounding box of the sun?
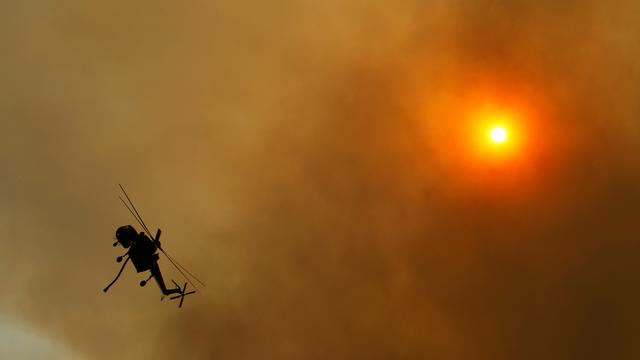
[466,104,524,163]
[489,127,508,144]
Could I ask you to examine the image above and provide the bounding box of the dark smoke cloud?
[2,0,640,359]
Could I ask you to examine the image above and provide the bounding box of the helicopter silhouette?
[103,185,204,308]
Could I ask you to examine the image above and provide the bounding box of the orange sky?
[2,1,640,359]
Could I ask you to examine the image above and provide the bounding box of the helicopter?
[103,184,204,308]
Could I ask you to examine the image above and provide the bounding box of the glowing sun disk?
[490,127,507,143]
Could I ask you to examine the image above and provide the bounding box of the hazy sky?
[2,0,640,359]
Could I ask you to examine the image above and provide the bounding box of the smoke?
[2,0,640,359]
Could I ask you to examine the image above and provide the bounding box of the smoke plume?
[2,0,640,358]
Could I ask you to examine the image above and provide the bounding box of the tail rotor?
[169,281,196,308]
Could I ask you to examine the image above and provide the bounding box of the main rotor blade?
[161,248,206,287]
[119,196,146,231]
[119,184,153,239]
[161,248,198,290]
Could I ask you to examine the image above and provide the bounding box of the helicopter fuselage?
[129,233,159,272]
[103,185,199,307]
[111,225,180,296]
